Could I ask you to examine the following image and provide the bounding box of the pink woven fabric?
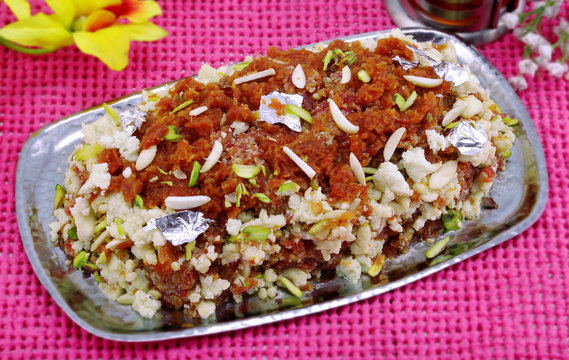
[1,1,567,358]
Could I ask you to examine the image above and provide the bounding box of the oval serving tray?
[15,28,548,342]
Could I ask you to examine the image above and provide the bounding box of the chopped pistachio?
[242,225,271,242]
[188,161,201,187]
[164,125,182,142]
[157,167,170,175]
[227,233,246,243]
[232,164,261,179]
[254,193,271,203]
[75,143,102,161]
[261,165,267,177]
[149,176,159,183]
[54,184,66,209]
[502,150,512,158]
[367,255,386,277]
[362,167,377,175]
[134,194,144,209]
[67,227,78,240]
[429,254,454,266]
[235,183,244,207]
[96,252,107,265]
[445,121,459,130]
[279,277,303,298]
[248,178,259,187]
[357,69,371,83]
[490,115,500,122]
[103,102,119,124]
[170,99,194,114]
[95,219,107,233]
[224,199,231,207]
[503,116,519,126]
[308,219,329,235]
[84,263,98,271]
[323,50,335,71]
[400,91,417,111]
[233,61,250,71]
[426,236,450,258]
[115,218,125,236]
[73,251,89,270]
[365,175,374,182]
[285,104,313,123]
[277,181,300,194]
[160,181,173,186]
[185,242,196,261]
[443,210,462,232]
[94,273,102,283]
[393,93,405,109]
[339,50,357,65]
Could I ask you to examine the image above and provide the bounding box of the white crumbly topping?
[230,121,249,136]
[373,162,412,197]
[400,147,441,183]
[336,256,362,284]
[196,300,216,319]
[425,130,451,153]
[200,276,230,300]
[132,290,161,318]
[78,163,111,195]
[281,268,311,287]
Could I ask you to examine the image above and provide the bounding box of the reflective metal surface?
[385,0,526,45]
[15,28,548,342]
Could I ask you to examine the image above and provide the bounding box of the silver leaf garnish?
[144,211,213,246]
[259,91,304,132]
[120,109,147,135]
[404,45,471,86]
[447,121,488,156]
[392,56,419,70]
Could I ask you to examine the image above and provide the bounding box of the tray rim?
[15,27,549,342]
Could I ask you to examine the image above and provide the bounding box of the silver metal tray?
[15,28,548,342]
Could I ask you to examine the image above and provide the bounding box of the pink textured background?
[1,1,567,359]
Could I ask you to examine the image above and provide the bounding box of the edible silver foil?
[404,45,471,86]
[144,211,213,246]
[447,121,488,156]
[259,91,304,132]
[393,56,419,70]
[119,109,146,135]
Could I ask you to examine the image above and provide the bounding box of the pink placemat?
[1,1,567,359]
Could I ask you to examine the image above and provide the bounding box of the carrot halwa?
[50,30,516,320]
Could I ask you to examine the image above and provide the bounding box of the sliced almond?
[403,75,443,88]
[291,64,306,89]
[327,99,359,134]
[135,145,157,171]
[383,127,406,162]
[340,66,351,84]
[349,153,366,185]
[429,160,458,189]
[282,146,316,178]
[234,68,276,85]
[442,100,467,126]
[200,140,223,173]
[189,106,208,116]
[164,195,211,210]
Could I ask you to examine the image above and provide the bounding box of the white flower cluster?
[503,1,569,90]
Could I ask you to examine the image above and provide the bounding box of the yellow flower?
[0,0,168,70]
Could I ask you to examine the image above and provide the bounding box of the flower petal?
[121,21,167,41]
[72,26,130,71]
[45,0,76,29]
[0,13,72,50]
[72,0,121,17]
[82,9,116,32]
[4,0,31,20]
[105,0,162,23]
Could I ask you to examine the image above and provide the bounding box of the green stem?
[0,36,56,55]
